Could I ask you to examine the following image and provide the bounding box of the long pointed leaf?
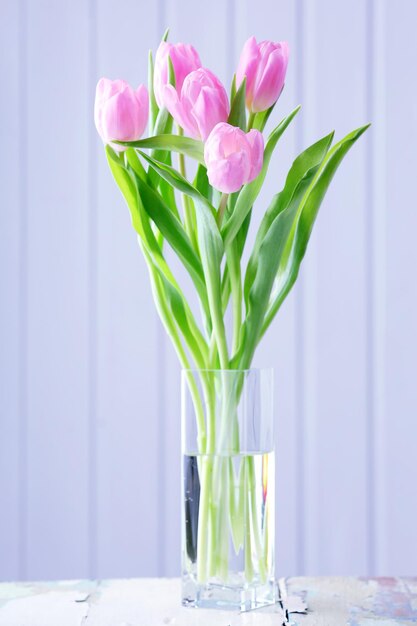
[133,175,209,315]
[146,107,174,192]
[244,131,334,304]
[141,151,229,367]
[221,105,301,246]
[106,147,139,219]
[116,134,205,164]
[234,123,370,368]
[139,151,217,219]
[261,124,370,336]
[228,77,246,131]
[235,182,309,368]
[193,163,212,203]
[252,102,276,132]
[106,146,209,366]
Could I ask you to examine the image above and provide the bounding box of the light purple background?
[1,0,416,582]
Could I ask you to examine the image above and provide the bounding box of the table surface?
[0,577,416,625]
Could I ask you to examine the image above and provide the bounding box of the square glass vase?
[181,368,275,611]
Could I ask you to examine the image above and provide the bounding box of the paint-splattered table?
[0,577,416,625]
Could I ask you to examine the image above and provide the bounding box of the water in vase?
[182,451,275,610]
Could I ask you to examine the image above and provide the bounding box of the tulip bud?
[94,78,148,149]
[153,41,201,109]
[204,122,264,194]
[236,36,289,113]
[162,68,229,141]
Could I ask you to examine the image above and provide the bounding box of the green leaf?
[234,185,305,368]
[233,123,370,368]
[107,146,149,244]
[158,168,179,218]
[133,174,209,311]
[138,151,217,219]
[125,147,178,220]
[142,151,229,367]
[228,77,246,131]
[116,150,207,319]
[221,105,301,246]
[133,198,208,367]
[106,145,209,378]
[230,74,237,103]
[193,163,212,203]
[244,131,334,304]
[125,148,147,182]
[168,55,176,88]
[106,147,138,218]
[153,106,172,136]
[261,123,370,336]
[148,50,159,133]
[194,201,229,368]
[116,134,205,164]
[140,232,208,369]
[252,102,276,132]
[236,209,252,259]
[148,28,171,134]
[145,107,176,205]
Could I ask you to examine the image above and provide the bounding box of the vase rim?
[181,367,274,374]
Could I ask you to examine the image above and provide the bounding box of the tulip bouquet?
[95,31,368,606]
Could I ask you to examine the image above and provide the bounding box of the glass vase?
[181,368,275,611]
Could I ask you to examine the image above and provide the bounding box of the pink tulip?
[154,41,201,109]
[204,123,264,193]
[162,68,229,141]
[236,36,289,113]
[94,78,148,149]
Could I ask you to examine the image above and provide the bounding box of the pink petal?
[236,36,260,107]
[162,84,199,138]
[246,130,264,181]
[252,43,289,112]
[192,87,228,140]
[102,90,137,143]
[169,43,202,93]
[207,154,248,193]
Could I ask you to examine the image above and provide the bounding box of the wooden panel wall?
[0,0,416,580]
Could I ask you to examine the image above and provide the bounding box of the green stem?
[217,459,230,579]
[244,458,254,582]
[247,455,267,582]
[202,373,216,454]
[196,374,217,580]
[229,457,244,553]
[226,241,242,356]
[208,497,217,577]
[197,456,213,582]
[209,300,229,371]
[221,264,231,315]
[136,217,209,369]
[208,333,218,369]
[247,111,255,131]
[178,128,199,252]
[141,244,207,451]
